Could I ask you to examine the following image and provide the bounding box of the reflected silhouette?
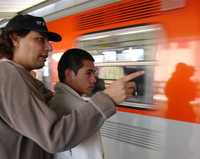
[165,63,197,122]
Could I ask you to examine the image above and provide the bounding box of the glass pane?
[78,25,161,108]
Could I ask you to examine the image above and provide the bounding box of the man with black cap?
[0,14,143,159]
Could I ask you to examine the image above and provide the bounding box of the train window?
[78,25,161,108]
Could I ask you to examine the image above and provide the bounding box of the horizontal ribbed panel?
[78,0,161,30]
[101,121,161,151]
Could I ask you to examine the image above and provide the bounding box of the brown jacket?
[0,60,116,159]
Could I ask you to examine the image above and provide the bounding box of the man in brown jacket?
[0,14,143,159]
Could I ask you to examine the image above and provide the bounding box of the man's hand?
[103,71,144,104]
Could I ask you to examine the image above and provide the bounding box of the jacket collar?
[54,82,83,99]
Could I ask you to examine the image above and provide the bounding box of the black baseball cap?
[5,14,61,42]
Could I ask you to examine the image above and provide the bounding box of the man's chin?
[84,89,93,95]
[35,63,45,69]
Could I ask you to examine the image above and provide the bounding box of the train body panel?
[45,0,200,158]
[103,112,200,159]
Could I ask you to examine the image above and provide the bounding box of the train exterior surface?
[47,0,200,158]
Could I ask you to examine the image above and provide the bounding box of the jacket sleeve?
[0,62,116,153]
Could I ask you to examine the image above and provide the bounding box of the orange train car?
[46,0,200,158]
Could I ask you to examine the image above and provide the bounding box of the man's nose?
[91,75,97,83]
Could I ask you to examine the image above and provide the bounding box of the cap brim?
[45,31,62,42]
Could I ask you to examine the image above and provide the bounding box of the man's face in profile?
[69,59,97,95]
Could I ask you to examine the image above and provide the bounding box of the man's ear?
[64,69,76,81]
[10,33,20,48]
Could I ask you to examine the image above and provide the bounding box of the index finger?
[122,71,144,82]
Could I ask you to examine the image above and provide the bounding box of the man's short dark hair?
[57,48,95,82]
